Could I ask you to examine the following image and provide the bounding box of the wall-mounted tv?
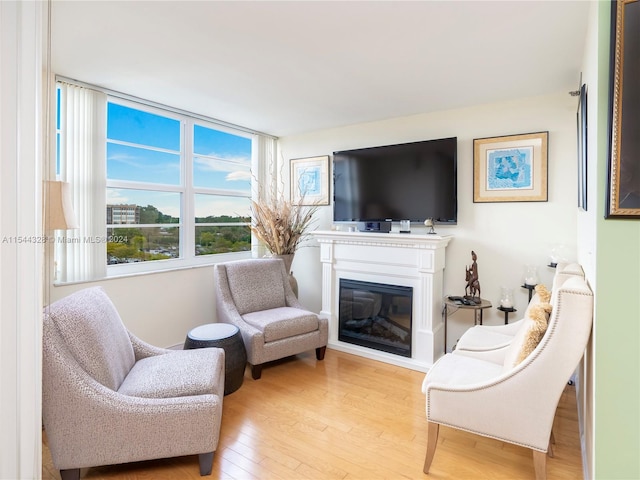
[333,137,457,224]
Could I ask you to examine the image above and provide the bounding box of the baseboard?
[574,363,592,480]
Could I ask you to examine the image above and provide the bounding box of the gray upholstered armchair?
[42,287,225,480]
[214,258,328,379]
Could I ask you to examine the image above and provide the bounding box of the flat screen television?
[333,137,457,224]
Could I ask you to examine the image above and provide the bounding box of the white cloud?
[194,154,250,173]
[226,170,252,182]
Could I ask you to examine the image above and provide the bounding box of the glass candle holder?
[499,287,514,309]
[549,244,570,267]
[523,265,539,286]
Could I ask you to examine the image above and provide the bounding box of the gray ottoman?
[184,323,247,395]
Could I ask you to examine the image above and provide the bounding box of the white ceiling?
[52,1,590,137]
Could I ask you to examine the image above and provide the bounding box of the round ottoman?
[184,323,247,395]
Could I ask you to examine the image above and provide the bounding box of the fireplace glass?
[338,279,412,357]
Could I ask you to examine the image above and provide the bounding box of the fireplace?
[339,279,412,358]
[313,230,450,370]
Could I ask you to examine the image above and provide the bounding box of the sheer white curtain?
[254,135,278,200]
[251,135,278,258]
[55,82,107,283]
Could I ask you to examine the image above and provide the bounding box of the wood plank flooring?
[42,349,583,479]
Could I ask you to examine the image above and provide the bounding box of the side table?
[497,306,517,324]
[444,298,492,354]
[184,323,247,396]
[521,284,536,302]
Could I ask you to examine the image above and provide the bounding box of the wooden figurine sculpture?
[464,250,481,303]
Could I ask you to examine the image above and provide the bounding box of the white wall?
[587,2,640,479]
[51,265,218,348]
[576,2,601,478]
[281,92,579,352]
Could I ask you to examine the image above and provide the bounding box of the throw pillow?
[535,283,551,304]
[515,302,552,365]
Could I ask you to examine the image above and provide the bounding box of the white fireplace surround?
[312,230,451,371]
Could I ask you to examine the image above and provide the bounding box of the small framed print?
[290,155,329,205]
[473,131,549,203]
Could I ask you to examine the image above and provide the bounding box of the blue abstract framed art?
[473,132,548,203]
[290,155,330,205]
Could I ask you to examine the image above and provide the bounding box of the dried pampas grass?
[250,195,319,255]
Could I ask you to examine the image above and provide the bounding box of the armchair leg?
[423,421,440,474]
[316,346,327,360]
[251,363,263,380]
[532,450,547,480]
[60,469,80,480]
[198,451,214,476]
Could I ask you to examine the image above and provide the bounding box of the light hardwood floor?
[43,349,583,479]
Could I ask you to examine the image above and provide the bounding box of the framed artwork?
[606,0,640,218]
[290,155,330,205]
[578,83,588,211]
[473,131,549,203]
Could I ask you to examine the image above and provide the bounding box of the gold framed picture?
[606,0,640,218]
[473,131,548,203]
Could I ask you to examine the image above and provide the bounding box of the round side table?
[184,323,247,396]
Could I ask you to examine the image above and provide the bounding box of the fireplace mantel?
[311,230,451,371]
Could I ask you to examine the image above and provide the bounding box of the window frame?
[105,97,255,278]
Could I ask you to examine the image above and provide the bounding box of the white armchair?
[454,262,585,362]
[422,274,593,479]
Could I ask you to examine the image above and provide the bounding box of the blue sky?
[106,102,252,219]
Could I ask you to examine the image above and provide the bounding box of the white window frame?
[105,97,257,278]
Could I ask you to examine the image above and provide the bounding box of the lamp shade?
[45,180,79,230]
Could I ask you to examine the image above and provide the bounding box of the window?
[106,100,253,271]
[55,80,268,282]
[192,123,252,257]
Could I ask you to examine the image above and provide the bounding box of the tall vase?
[274,253,299,297]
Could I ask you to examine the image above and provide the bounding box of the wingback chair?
[453,262,585,362]
[422,273,593,479]
[214,258,329,379]
[42,287,225,480]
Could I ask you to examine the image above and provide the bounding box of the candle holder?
[548,244,569,268]
[522,265,539,287]
[499,287,514,309]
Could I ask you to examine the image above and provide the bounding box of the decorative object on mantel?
[250,193,319,296]
[424,217,436,234]
[473,131,548,203]
[464,251,481,304]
